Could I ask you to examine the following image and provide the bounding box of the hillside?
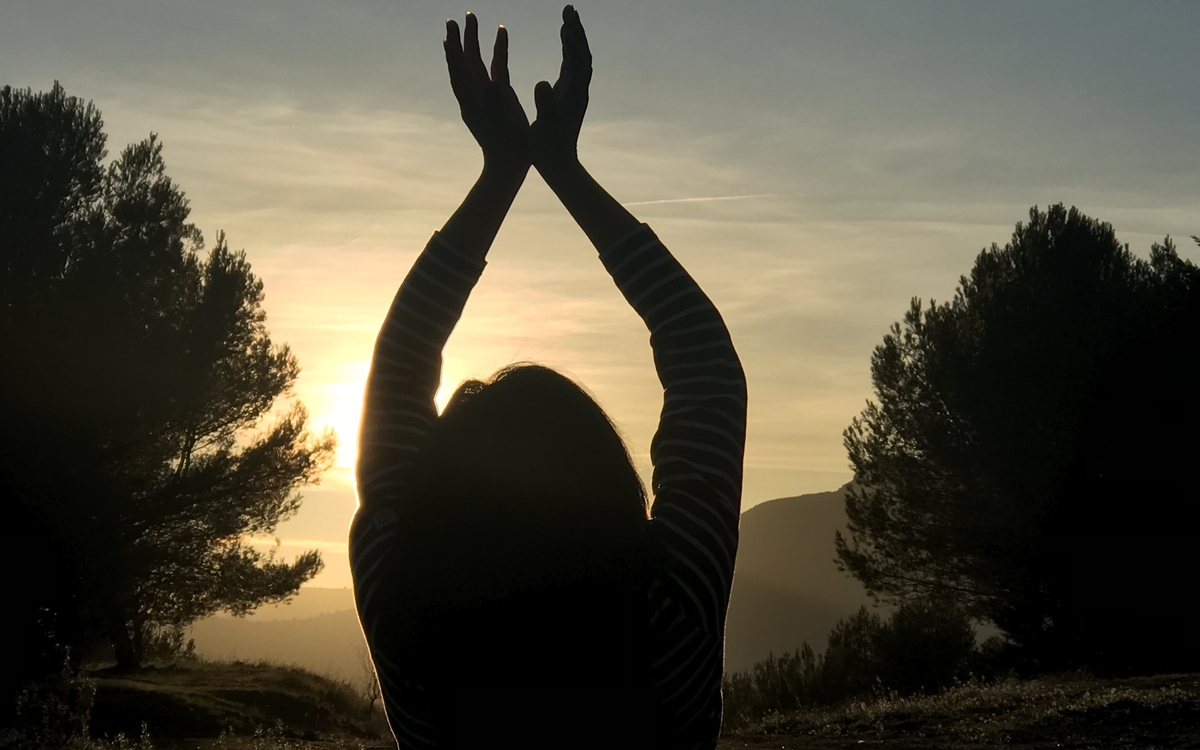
[81,660,392,748]
[724,487,878,673]
[190,488,874,679]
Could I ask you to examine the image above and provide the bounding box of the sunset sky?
[4,1,1198,587]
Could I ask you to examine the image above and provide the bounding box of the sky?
[4,0,1198,588]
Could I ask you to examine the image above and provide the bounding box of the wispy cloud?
[622,193,787,207]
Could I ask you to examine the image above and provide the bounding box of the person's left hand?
[445,13,530,173]
[530,5,592,181]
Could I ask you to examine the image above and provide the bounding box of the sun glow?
[306,360,370,485]
[301,352,483,492]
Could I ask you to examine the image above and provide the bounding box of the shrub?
[0,648,152,749]
[723,644,823,726]
[874,599,976,694]
[723,600,977,730]
[818,606,885,700]
[7,650,95,748]
[139,626,196,664]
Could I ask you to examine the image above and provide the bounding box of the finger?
[565,5,590,54]
[444,20,469,97]
[562,9,592,71]
[490,25,509,86]
[557,20,572,87]
[534,80,556,121]
[464,12,489,81]
[556,35,583,96]
[444,19,464,70]
[445,18,463,54]
[445,20,468,93]
[561,32,589,89]
[558,24,589,93]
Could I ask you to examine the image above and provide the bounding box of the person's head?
[399,363,648,600]
[390,364,651,689]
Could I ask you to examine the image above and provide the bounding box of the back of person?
[427,581,657,748]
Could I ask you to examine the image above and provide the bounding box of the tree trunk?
[109,619,140,671]
[132,616,145,664]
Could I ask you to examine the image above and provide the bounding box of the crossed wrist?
[535,156,585,188]
[480,158,530,184]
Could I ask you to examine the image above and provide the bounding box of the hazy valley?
[189,487,874,680]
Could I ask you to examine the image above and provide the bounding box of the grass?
[2,656,393,750]
[718,672,1200,749]
[87,658,393,749]
[10,655,1200,749]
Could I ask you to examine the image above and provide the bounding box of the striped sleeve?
[598,224,747,748]
[350,231,486,750]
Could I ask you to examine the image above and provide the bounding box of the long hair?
[386,364,654,695]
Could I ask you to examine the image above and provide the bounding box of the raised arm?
[533,8,747,741]
[533,2,746,609]
[355,14,529,513]
[352,15,528,749]
[535,170,748,649]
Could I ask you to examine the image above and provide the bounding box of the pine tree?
[1,83,335,691]
[838,205,1199,674]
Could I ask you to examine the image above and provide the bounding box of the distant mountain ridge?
[724,486,878,673]
[191,488,875,678]
[204,586,356,622]
[191,606,366,681]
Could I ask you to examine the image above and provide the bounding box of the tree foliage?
[1,83,335,686]
[838,204,1199,674]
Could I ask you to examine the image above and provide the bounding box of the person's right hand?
[531,5,592,178]
[445,13,530,174]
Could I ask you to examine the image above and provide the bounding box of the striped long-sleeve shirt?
[351,224,747,749]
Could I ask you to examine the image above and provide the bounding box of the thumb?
[534,80,556,121]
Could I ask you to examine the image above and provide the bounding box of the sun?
[306,361,371,485]
[303,356,483,488]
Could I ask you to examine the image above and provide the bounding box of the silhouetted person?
[350,8,746,748]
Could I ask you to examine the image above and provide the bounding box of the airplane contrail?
[622,193,786,207]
